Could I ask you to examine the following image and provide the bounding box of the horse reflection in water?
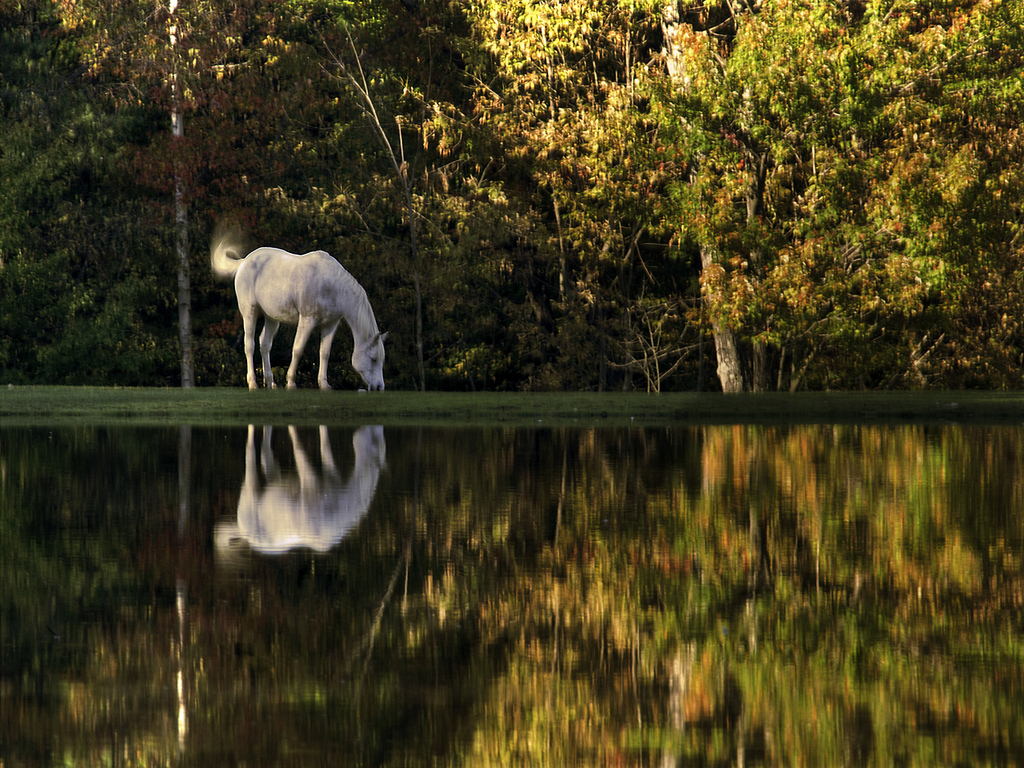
[215,425,386,557]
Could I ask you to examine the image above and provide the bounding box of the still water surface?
[2,423,1023,766]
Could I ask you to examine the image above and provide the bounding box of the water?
[2,423,1023,767]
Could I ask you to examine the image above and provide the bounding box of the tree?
[448,0,702,390]
[330,26,428,391]
[659,0,1024,391]
[0,0,176,384]
[54,0,367,386]
[169,0,193,386]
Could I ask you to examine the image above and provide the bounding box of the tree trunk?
[175,169,193,388]
[403,175,426,391]
[700,245,745,392]
[662,1,746,392]
[170,0,193,387]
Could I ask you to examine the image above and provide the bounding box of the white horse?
[215,424,386,556]
[211,234,387,391]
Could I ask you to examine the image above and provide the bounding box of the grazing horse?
[215,424,386,556]
[211,234,387,390]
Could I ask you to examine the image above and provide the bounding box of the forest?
[1,0,1022,392]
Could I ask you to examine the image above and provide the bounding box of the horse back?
[240,247,355,324]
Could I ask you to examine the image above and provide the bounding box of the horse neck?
[340,276,379,346]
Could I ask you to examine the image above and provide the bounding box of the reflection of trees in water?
[434,426,1024,766]
[2,425,1023,765]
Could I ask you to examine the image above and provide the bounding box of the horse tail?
[210,229,247,281]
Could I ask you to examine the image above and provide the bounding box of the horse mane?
[293,248,379,342]
[340,266,380,342]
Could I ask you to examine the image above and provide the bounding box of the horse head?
[353,331,387,391]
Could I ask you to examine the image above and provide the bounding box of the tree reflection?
[0,424,1022,766]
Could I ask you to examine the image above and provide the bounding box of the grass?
[2,386,1024,427]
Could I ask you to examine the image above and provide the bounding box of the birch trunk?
[170,0,193,387]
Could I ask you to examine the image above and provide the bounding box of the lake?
[1,423,1022,766]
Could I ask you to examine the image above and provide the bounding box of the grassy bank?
[2,386,1024,427]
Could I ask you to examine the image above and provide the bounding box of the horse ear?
[377,331,388,345]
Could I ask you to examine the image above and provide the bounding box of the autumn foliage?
[1,0,1021,390]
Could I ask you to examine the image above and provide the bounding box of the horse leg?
[318,425,339,477]
[288,425,317,488]
[260,425,281,480]
[260,318,280,389]
[317,320,341,391]
[286,315,317,389]
[242,313,259,390]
